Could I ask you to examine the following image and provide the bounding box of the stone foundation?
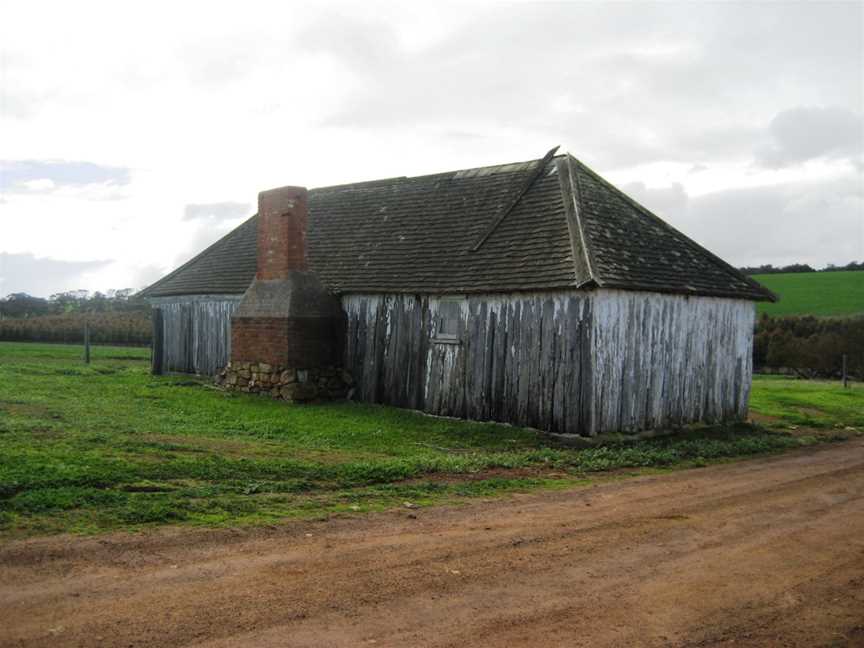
[216,362,353,402]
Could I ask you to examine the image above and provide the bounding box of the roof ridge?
[571,157,777,302]
[311,177,409,193]
[310,153,570,193]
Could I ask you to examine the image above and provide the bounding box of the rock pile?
[216,362,353,402]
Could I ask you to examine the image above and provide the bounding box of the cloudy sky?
[1,1,862,298]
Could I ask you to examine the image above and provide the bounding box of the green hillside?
[752,271,863,317]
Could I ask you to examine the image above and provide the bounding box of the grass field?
[749,375,863,428]
[752,270,864,317]
[0,342,860,539]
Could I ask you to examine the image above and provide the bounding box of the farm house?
[140,148,776,436]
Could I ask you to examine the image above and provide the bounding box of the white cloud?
[0,0,862,297]
[0,253,113,297]
[756,106,863,168]
[618,173,864,270]
[21,178,55,191]
[183,202,251,222]
[0,160,131,193]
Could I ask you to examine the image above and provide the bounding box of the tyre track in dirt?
[1,440,863,647]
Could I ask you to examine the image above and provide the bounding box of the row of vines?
[0,313,151,346]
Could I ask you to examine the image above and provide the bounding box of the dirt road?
[2,440,863,648]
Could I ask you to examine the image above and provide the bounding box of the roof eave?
[595,280,776,302]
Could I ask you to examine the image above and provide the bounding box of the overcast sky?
[1,1,862,298]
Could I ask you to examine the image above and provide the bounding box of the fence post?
[84,322,91,364]
[151,309,164,375]
[842,353,848,388]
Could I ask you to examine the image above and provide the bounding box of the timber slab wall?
[343,293,593,434]
[589,290,754,434]
[149,295,241,375]
[343,290,754,436]
[149,289,754,437]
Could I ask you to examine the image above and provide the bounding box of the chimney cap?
[258,185,307,215]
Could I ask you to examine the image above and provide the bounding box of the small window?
[435,299,462,343]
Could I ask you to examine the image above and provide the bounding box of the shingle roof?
[141,152,775,302]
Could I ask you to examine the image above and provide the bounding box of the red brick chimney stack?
[257,186,308,279]
[228,184,345,380]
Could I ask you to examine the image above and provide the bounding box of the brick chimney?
[256,186,308,279]
[229,186,344,372]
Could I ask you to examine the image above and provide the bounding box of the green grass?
[749,376,864,429]
[752,270,864,317]
[0,342,859,538]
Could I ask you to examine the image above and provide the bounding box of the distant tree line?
[740,260,864,275]
[754,314,863,380]
[0,290,151,346]
[0,289,148,319]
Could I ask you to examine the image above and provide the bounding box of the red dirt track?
[2,440,863,647]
